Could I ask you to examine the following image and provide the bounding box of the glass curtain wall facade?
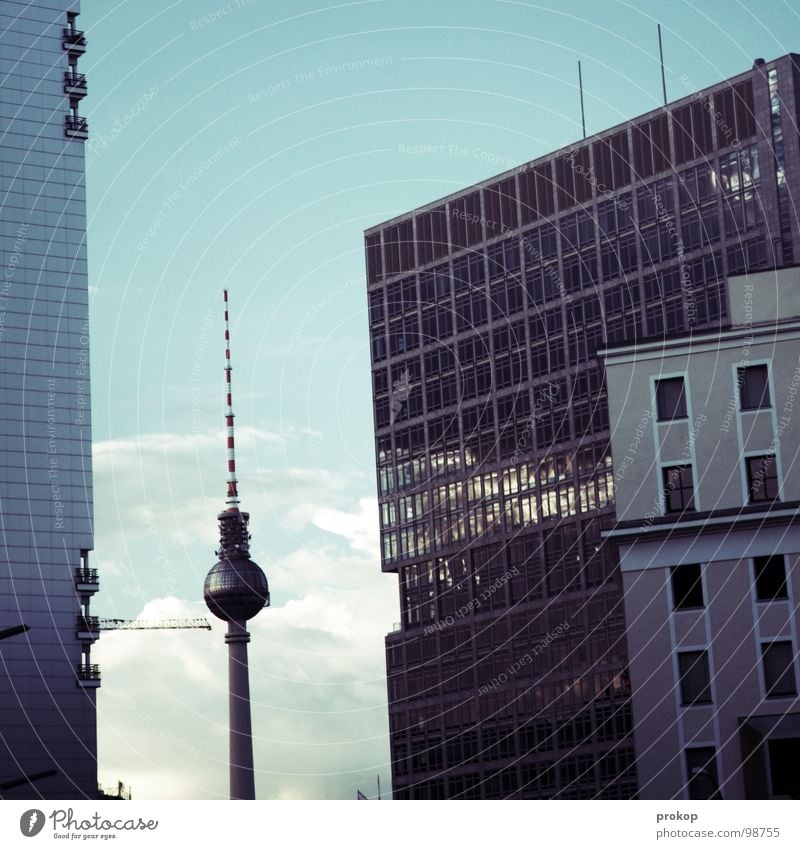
[0,2,97,799]
[365,55,800,799]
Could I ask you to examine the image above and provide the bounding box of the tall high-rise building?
[0,2,97,798]
[365,54,800,798]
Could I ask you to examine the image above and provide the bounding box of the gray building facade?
[0,1,97,799]
[601,269,800,799]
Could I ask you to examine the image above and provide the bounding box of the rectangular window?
[677,650,712,705]
[754,555,788,602]
[618,231,637,274]
[656,377,687,421]
[738,364,770,410]
[663,465,695,512]
[685,748,720,799]
[672,564,704,609]
[762,641,797,697]
[747,455,779,502]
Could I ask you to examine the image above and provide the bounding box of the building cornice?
[602,502,800,543]
[597,321,800,367]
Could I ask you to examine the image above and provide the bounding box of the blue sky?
[80,0,800,799]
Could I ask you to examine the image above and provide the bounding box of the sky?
[79,0,800,799]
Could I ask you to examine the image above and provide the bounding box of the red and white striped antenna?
[223,289,240,511]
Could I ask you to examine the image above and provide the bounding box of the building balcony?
[65,115,88,140]
[62,28,87,56]
[76,615,101,641]
[64,72,87,98]
[75,567,99,594]
[76,663,101,688]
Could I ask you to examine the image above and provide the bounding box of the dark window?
[681,209,702,250]
[754,555,788,602]
[685,748,721,799]
[738,365,770,410]
[415,206,448,265]
[539,223,557,259]
[372,334,386,361]
[671,564,704,609]
[366,233,383,284]
[618,231,637,274]
[600,238,619,279]
[656,377,687,421]
[483,178,518,234]
[562,253,581,294]
[762,641,797,697]
[383,219,414,275]
[747,455,779,503]
[677,650,712,705]
[450,193,483,249]
[663,465,695,512]
[768,738,800,798]
[592,130,631,190]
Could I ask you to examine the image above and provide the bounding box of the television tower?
[203,289,270,800]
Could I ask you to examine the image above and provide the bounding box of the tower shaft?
[225,620,255,800]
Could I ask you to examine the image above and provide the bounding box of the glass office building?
[0,2,97,798]
[365,55,800,798]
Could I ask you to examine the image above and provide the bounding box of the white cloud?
[95,573,395,799]
[312,498,380,555]
[92,427,366,549]
[93,426,285,460]
[91,430,395,799]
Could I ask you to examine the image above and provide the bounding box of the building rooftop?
[598,265,800,362]
[365,53,797,235]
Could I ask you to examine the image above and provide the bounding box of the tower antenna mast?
[203,289,270,801]
[223,289,240,511]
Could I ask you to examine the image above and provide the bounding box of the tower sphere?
[204,555,269,622]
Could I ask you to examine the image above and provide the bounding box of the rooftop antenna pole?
[658,23,667,105]
[578,60,586,139]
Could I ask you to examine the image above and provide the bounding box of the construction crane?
[78,616,211,632]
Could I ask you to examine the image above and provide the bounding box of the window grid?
[746,455,780,503]
[663,465,696,513]
[366,68,770,800]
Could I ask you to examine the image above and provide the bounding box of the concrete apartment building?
[366,52,800,798]
[601,268,800,800]
[0,2,98,798]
